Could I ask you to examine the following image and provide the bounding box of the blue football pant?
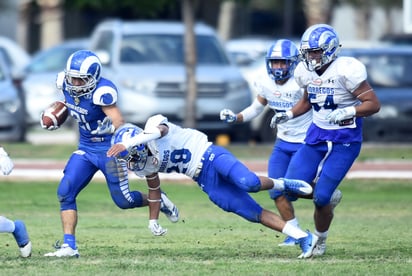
[285,141,361,207]
[57,150,144,211]
[196,145,264,223]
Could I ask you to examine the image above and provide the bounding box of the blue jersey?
[59,75,118,151]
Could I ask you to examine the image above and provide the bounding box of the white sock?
[282,221,307,240]
[0,216,15,233]
[271,178,284,190]
[287,217,299,228]
[315,229,328,239]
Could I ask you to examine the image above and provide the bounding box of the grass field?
[0,178,411,275]
[0,142,411,275]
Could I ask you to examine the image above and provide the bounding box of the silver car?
[21,38,89,126]
[90,20,252,141]
[0,51,26,142]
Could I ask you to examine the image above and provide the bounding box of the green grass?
[3,141,412,161]
[0,178,411,275]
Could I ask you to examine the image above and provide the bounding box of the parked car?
[21,38,89,126]
[225,36,272,67]
[89,20,252,141]
[0,36,31,78]
[340,46,412,141]
[0,51,26,142]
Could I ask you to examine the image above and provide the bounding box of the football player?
[0,146,32,257]
[107,114,318,259]
[272,24,380,257]
[221,39,324,247]
[43,50,179,258]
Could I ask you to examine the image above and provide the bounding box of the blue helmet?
[111,123,148,171]
[265,39,300,81]
[65,50,101,98]
[300,24,340,71]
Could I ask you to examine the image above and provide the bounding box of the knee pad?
[268,189,283,200]
[112,191,143,209]
[231,169,260,192]
[313,190,331,207]
[57,177,77,210]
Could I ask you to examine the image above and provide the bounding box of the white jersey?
[133,115,212,178]
[294,56,364,130]
[253,74,312,143]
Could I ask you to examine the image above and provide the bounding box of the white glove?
[40,112,60,131]
[326,106,356,124]
[148,219,167,236]
[91,116,115,135]
[219,109,237,123]
[0,147,13,175]
[270,111,293,128]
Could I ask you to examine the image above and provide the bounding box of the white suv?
[89,19,252,141]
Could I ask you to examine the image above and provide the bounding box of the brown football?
[41,101,69,129]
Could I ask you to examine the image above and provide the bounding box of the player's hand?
[107,144,127,158]
[326,106,356,124]
[91,116,115,135]
[270,111,293,128]
[0,147,14,175]
[148,219,167,236]
[39,112,59,131]
[219,109,237,123]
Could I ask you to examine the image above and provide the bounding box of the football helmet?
[300,24,341,71]
[265,39,300,81]
[111,123,148,171]
[64,50,101,97]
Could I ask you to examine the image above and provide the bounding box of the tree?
[182,0,197,129]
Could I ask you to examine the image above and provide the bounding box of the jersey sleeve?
[293,62,307,88]
[145,114,169,129]
[337,57,367,92]
[92,79,118,106]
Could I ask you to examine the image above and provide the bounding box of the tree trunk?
[182,0,197,129]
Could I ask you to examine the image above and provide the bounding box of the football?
[41,101,69,129]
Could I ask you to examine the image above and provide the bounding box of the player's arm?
[107,122,168,157]
[351,80,381,117]
[146,172,161,220]
[102,105,124,130]
[220,95,266,123]
[146,172,168,236]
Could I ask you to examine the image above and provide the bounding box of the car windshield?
[355,54,412,87]
[120,34,230,65]
[27,47,82,73]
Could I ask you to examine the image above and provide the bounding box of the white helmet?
[300,24,341,71]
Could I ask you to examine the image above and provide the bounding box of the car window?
[356,54,412,87]
[0,47,12,68]
[120,34,229,65]
[28,47,82,73]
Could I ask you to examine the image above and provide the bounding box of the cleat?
[13,220,31,257]
[160,192,179,223]
[312,237,327,256]
[19,241,32,258]
[282,178,312,196]
[297,231,318,259]
[44,243,79,258]
[330,189,342,210]
[278,236,298,247]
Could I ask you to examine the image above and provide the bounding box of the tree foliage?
[65,0,175,17]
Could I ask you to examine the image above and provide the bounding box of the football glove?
[219,109,237,123]
[148,219,167,236]
[0,147,13,175]
[270,111,293,128]
[326,106,356,124]
[40,112,59,131]
[91,116,115,135]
